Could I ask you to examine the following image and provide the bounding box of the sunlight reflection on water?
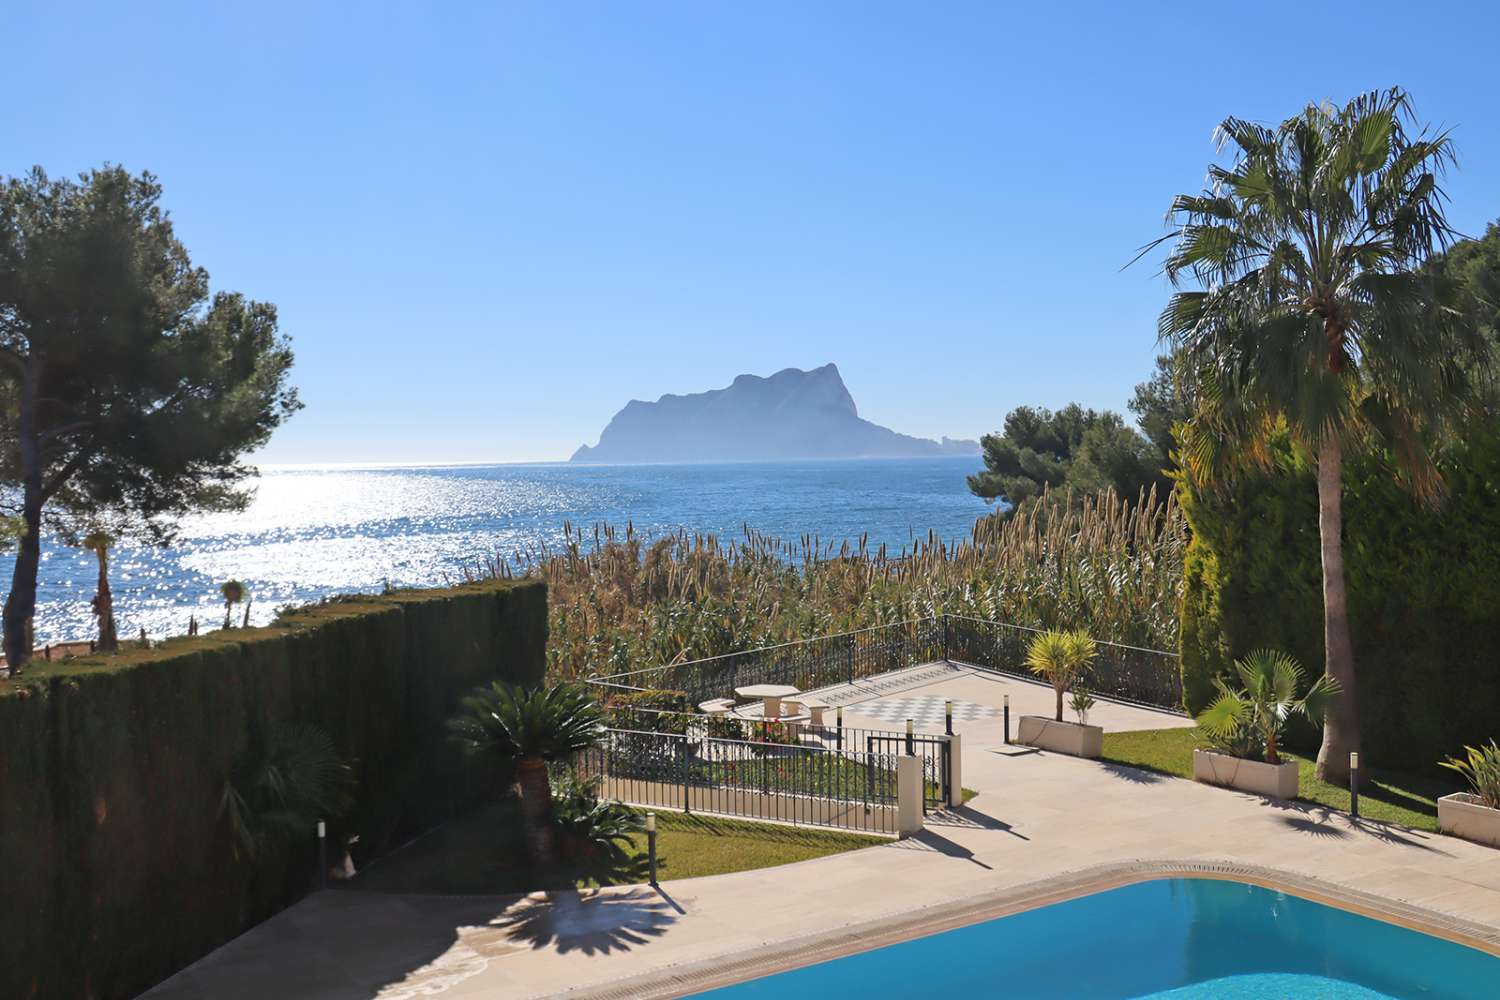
[6,458,990,644]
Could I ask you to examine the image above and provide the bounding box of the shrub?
[550,767,643,860]
[1178,431,1500,769]
[1196,650,1339,764]
[0,577,546,1000]
[218,723,354,860]
[1440,741,1500,809]
[704,714,745,740]
[602,688,690,734]
[1069,687,1096,726]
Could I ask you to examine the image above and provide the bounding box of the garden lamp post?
[646,812,658,885]
[317,820,327,889]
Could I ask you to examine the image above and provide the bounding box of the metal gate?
[865,733,951,812]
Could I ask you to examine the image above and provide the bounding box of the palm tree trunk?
[515,757,556,864]
[1054,684,1064,722]
[93,546,118,653]
[1314,435,1359,784]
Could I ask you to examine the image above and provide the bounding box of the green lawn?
[343,799,884,895]
[1101,728,1461,832]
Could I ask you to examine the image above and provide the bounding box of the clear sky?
[5,2,1498,464]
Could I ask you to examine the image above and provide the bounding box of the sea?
[5,457,993,645]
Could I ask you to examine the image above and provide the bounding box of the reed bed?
[470,486,1184,683]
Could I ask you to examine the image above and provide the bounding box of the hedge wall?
[1179,433,1500,770]
[0,577,546,1000]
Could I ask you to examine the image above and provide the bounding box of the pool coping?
[550,859,1500,999]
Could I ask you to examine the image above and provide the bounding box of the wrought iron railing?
[587,614,1183,713]
[579,727,903,835]
[587,617,945,705]
[942,615,1183,710]
[601,705,952,811]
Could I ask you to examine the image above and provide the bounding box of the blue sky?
[5,2,1498,464]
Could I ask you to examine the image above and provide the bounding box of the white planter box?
[1438,793,1500,849]
[1192,748,1299,799]
[1016,716,1103,759]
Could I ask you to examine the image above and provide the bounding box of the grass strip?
[1101,727,1460,832]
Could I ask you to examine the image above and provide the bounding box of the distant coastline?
[6,457,991,646]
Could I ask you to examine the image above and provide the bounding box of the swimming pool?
[699,878,1500,998]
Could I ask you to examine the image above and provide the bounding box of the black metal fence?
[943,615,1183,710]
[588,614,1182,714]
[601,705,952,811]
[579,727,903,835]
[589,617,945,706]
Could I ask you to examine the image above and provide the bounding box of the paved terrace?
[146,667,1500,999]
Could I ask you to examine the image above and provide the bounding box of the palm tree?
[448,682,604,864]
[219,723,354,860]
[220,580,245,630]
[1197,649,1340,765]
[1146,89,1488,782]
[1026,629,1098,722]
[82,530,117,653]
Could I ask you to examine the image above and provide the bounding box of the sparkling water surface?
[700,879,1500,999]
[3,457,990,644]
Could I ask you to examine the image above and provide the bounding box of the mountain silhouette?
[571,364,979,463]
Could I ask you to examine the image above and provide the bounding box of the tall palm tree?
[1146,89,1488,781]
[82,530,117,652]
[220,580,245,630]
[448,682,604,864]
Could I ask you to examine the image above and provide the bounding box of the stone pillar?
[947,733,964,808]
[897,754,923,838]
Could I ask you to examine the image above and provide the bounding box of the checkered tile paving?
[843,693,1000,730]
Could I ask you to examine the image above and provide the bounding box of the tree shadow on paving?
[1261,800,1450,854]
[1276,814,1350,839]
[1096,761,1168,785]
[1348,817,1451,854]
[495,887,679,955]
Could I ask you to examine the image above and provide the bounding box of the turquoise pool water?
[701,878,1500,998]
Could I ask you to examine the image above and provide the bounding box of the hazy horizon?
[7,2,1499,465]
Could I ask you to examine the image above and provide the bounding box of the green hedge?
[1179,433,1500,770]
[0,578,546,1000]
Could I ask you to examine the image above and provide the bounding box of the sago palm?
[1145,88,1488,781]
[448,681,604,864]
[1197,649,1340,765]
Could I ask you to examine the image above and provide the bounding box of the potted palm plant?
[1437,742,1500,848]
[1016,629,1103,758]
[1193,649,1339,799]
[447,681,604,865]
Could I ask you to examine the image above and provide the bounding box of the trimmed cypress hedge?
[0,578,546,1000]
[1178,432,1500,770]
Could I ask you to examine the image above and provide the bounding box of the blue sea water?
[702,878,1500,999]
[3,457,991,644]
